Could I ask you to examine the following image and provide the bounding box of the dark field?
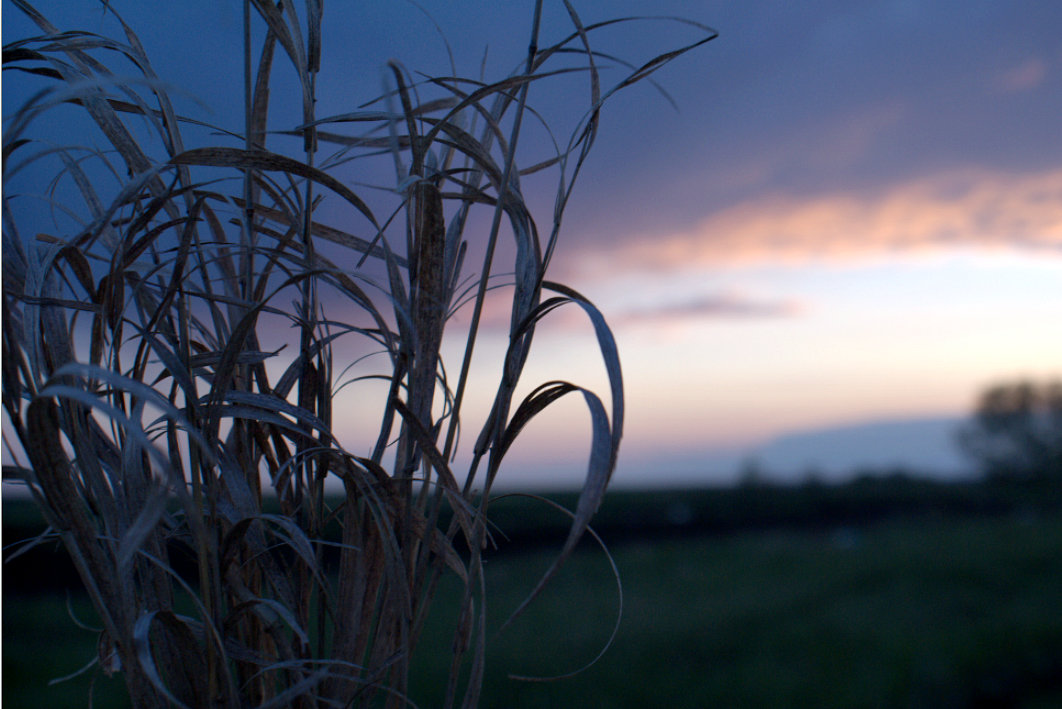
[5,481,1062,708]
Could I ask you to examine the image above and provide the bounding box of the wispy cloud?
[615,292,804,327]
[585,168,1062,273]
[444,287,801,336]
[993,58,1049,93]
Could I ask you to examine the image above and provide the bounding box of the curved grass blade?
[493,493,622,682]
[169,147,380,232]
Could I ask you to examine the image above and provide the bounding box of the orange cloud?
[591,168,1062,272]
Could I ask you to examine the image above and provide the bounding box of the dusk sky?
[4,1,1062,488]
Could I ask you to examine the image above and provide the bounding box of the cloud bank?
[586,168,1062,274]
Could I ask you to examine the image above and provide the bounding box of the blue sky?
[4,1,1062,487]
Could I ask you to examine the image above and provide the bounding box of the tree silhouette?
[957,380,1062,482]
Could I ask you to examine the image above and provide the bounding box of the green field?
[6,510,1062,708]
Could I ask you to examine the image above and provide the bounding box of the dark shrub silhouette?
[958,380,1062,482]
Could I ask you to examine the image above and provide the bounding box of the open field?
[6,490,1062,708]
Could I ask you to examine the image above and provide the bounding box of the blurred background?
[4,1,1061,706]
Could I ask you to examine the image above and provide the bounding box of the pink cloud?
[994,58,1048,93]
[589,168,1062,272]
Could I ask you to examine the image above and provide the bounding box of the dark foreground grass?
[7,511,1062,708]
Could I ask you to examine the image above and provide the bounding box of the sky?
[4,1,1062,488]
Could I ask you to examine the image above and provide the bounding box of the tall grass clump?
[2,1,715,706]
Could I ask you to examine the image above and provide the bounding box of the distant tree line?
[958,379,1062,483]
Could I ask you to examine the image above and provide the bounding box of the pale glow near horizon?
[480,245,1062,482]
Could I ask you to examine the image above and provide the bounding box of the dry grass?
[2,2,715,706]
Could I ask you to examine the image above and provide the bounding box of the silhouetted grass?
[2,2,715,705]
